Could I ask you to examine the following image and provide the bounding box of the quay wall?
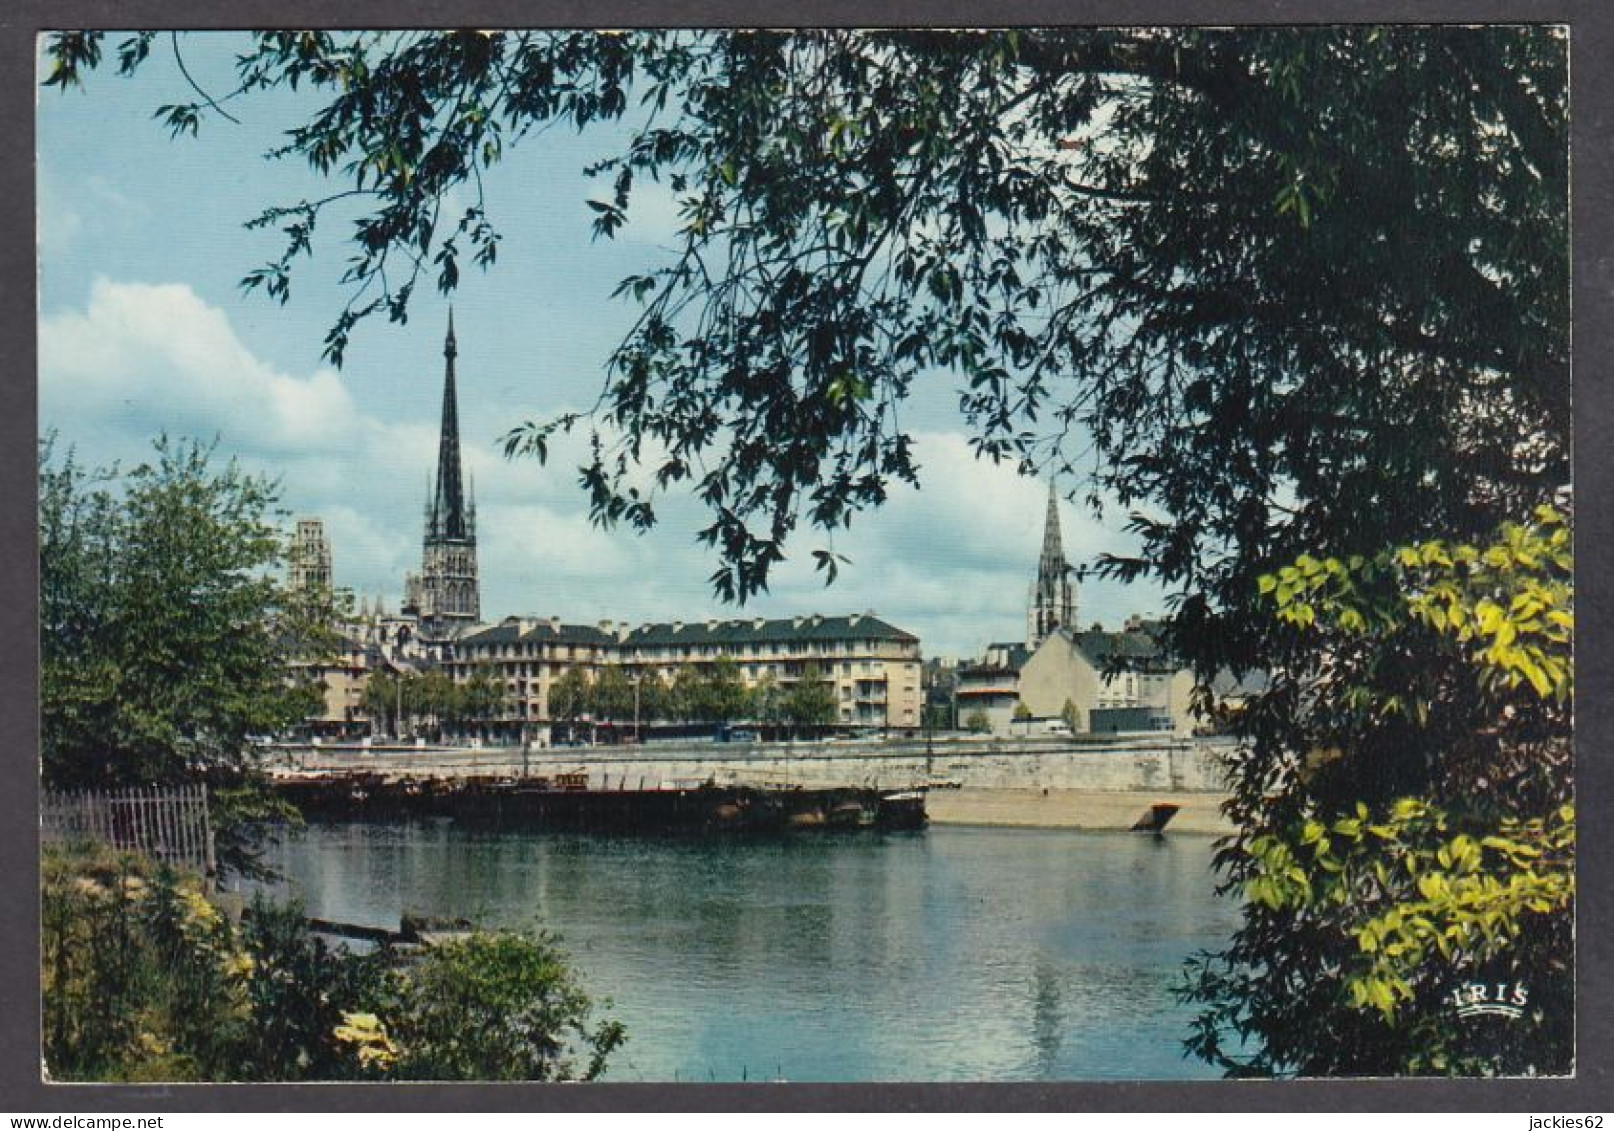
[274,735,1238,832]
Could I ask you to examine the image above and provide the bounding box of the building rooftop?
[456,611,919,652]
[622,612,917,648]
[458,618,616,648]
[1059,622,1179,672]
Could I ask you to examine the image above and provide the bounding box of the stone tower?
[288,518,333,594]
[404,310,480,634]
[1027,480,1077,650]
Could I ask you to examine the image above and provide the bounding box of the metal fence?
[40,784,215,875]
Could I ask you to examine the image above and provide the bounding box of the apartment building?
[446,611,922,744]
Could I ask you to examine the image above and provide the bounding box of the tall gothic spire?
[1028,479,1077,650]
[410,309,481,633]
[432,308,470,542]
[1039,479,1065,568]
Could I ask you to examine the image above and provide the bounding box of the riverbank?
[271,737,1238,834]
[927,788,1234,834]
[272,732,1237,794]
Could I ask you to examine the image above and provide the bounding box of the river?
[265,821,1240,1082]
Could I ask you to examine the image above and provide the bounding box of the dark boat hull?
[274,775,927,834]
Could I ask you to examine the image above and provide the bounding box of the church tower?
[404,310,480,635]
[1027,480,1077,650]
[288,518,333,594]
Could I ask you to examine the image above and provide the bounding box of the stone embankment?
[271,733,1238,834]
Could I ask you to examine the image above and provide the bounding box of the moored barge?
[274,772,927,833]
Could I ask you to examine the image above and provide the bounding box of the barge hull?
[275,776,926,833]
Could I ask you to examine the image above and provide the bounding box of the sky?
[36,32,1167,660]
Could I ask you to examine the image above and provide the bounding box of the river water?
[266,821,1240,1082]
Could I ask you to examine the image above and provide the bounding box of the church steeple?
[408,309,481,635]
[432,308,470,542]
[1028,479,1077,650]
[1039,479,1065,569]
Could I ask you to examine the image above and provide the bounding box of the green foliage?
[362,665,508,737]
[1249,801,1571,1012]
[782,664,837,734]
[1060,699,1079,731]
[383,933,625,1081]
[44,844,260,1081]
[700,656,750,724]
[548,666,592,732]
[455,664,509,725]
[1186,514,1574,1077]
[43,29,1567,606]
[653,658,751,726]
[41,845,621,1082]
[39,435,320,874]
[963,709,991,735]
[667,666,704,722]
[592,666,635,722]
[748,672,784,726]
[234,894,393,1080]
[634,672,673,723]
[1260,507,1573,706]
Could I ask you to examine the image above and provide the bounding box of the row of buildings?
[288,316,924,745]
[289,313,1250,746]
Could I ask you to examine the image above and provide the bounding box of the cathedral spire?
[412,309,481,634]
[1028,478,1077,650]
[432,308,469,541]
[1039,479,1065,566]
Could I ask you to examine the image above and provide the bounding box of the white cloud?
[39,279,642,609]
[39,279,1164,659]
[621,179,691,248]
[41,278,361,452]
[750,430,1166,656]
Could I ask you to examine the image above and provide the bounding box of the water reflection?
[266,822,1238,1082]
[1030,958,1065,1079]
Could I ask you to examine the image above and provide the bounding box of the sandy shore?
[926,788,1235,835]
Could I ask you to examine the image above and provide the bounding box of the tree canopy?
[43,28,1568,606]
[39,435,322,788]
[44,27,1571,1076]
[1187,509,1573,1076]
[39,435,334,873]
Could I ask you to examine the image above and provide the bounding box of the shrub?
[41,844,622,1082]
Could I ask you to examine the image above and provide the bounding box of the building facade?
[446,612,923,745]
[288,316,931,745]
[298,632,379,739]
[403,310,481,635]
[954,641,1030,733]
[620,613,921,731]
[1016,624,1196,734]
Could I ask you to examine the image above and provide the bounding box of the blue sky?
[37,32,1166,659]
